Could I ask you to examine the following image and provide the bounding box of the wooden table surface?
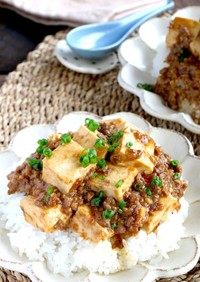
[0,0,199,88]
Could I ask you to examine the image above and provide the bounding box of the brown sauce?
[7,123,187,248]
[153,23,200,124]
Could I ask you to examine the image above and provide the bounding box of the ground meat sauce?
[153,22,200,124]
[7,121,187,248]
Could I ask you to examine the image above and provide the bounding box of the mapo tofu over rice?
[7,117,187,249]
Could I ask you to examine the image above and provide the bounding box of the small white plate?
[55,40,118,74]
[118,6,200,134]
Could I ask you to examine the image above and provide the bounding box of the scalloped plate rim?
[0,111,200,282]
[117,7,200,134]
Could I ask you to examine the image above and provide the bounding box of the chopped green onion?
[102,209,115,219]
[79,154,90,168]
[137,83,153,91]
[108,142,119,152]
[93,172,98,178]
[36,145,44,154]
[98,158,107,169]
[118,208,123,214]
[43,147,53,158]
[100,175,106,180]
[111,223,117,230]
[134,182,143,191]
[85,118,99,132]
[151,175,162,187]
[28,158,43,170]
[126,142,133,148]
[46,186,53,195]
[80,149,98,167]
[178,48,190,62]
[146,188,152,196]
[60,133,72,144]
[91,197,101,206]
[97,190,104,198]
[94,138,106,148]
[91,190,104,206]
[88,149,98,164]
[43,187,53,203]
[171,159,179,167]
[118,200,126,208]
[37,138,48,146]
[173,172,181,180]
[115,179,123,188]
[108,130,123,144]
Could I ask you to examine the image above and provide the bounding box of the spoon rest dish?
[55,40,118,74]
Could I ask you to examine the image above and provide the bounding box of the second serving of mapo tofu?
[7,117,187,248]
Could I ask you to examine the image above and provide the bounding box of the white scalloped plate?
[0,111,200,282]
[118,6,200,134]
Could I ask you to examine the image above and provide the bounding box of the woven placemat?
[0,25,200,282]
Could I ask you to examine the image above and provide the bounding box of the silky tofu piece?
[73,125,108,159]
[88,162,137,200]
[71,205,113,242]
[20,196,70,232]
[166,17,200,48]
[110,127,154,174]
[143,194,179,233]
[42,140,95,194]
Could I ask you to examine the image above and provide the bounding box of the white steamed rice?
[0,163,188,277]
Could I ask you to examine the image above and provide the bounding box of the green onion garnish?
[134,182,142,191]
[145,188,152,196]
[44,186,53,203]
[60,133,72,144]
[118,208,123,214]
[91,190,104,206]
[97,158,107,169]
[37,138,48,146]
[79,154,90,168]
[93,172,98,178]
[28,158,43,170]
[108,130,123,144]
[171,159,179,167]
[94,138,106,148]
[36,146,44,154]
[80,149,98,167]
[118,200,126,209]
[100,175,106,180]
[43,147,53,158]
[85,118,99,132]
[178,48,190,62]
[115,179,123,188]
[91,197,101,206]
[126,142,133,148]
[151,175,162,187]
[173,172,181,180]
[108,142,119,153]
[111,223,117,229]
[137,83,153,91]
[102,209,115,219]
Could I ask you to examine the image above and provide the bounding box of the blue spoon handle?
[117,0,174,43]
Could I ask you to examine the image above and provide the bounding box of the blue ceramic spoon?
[66,0,174,59]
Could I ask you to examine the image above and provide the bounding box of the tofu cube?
[166,17,200,48]
[88,162,138,200]
[73,125,108,159]
[42,139,95,194]
[143,194,179,233]
[110,126,154,174]
[71,205,113,242]
[20,196,70,232]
